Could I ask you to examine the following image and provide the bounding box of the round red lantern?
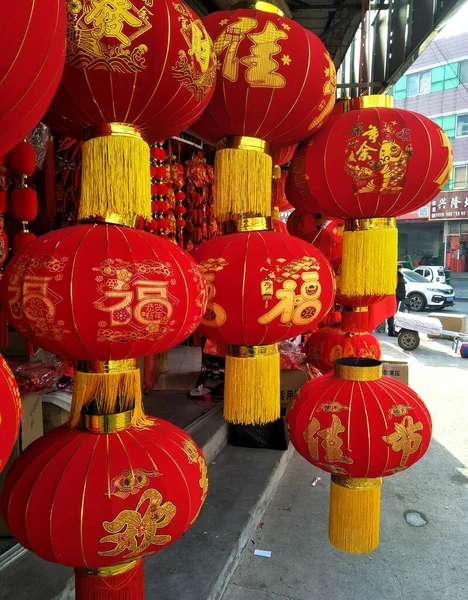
[0,355,21,473]
[271,171,291,212]
[288,358,432,553]
[286,210,316,238]
[287,141,325,215]
[2,413,208,597]
[272,218,288,234]
[0,1,66,156]
[271,144,298,167]
[191,8,336,147]
[304,325,380,373]
[192,228,335,425]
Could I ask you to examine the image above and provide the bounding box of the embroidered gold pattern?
[107,469,162,499]
[382,415,423,467]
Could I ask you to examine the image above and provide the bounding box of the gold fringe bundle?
[340,218,398,298]
[329,476,382,554]
[69,360,152,429]
[214,145,272,220]
[223,344,280,425]
[80,132,151,224]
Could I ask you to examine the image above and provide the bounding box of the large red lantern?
[288,358,432,553]
[304,324,380,373]
[192,229,335,425]
[303,96,452,299]
[45,0,217,223]
[1,223,207,427]
[2,413,208,598]
[0,1,66,156]
[0,355,21,473]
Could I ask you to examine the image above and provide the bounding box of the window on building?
[407,70,431,96]
[460,59,468,84]
[431,63,459,92]
[456,113,468,137]
[453,165,468,189]
[433,114,456,140]
[394,76,407,100]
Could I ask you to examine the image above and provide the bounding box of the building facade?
[393,32,468,271]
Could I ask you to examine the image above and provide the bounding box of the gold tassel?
[80,125,151,224]
[215,137,272,221]
[329,476,382,554]
[69,359,152,429]
[340,218,397,298]
[223,344,280,425]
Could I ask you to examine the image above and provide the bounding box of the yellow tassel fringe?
[340,227,398,298]
[80,135,151,223]
[329,477,382,554]
[69,369,152,429]
[214,148,272,221]
[223,352,280,425]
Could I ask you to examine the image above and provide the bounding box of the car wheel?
[398,329,420,351]
[408,293,426,312]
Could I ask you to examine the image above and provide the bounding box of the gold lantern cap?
[231,0,285,16]
[335,357,382,381]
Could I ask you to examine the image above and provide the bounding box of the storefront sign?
[429,192,468,220]
[397,205,429,220]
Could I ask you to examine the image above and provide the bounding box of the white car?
[413,265,446,284]
[401,269,455,312]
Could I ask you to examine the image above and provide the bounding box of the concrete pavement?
[222,334,468,600]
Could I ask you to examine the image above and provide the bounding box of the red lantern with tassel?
[287,358,432,553]
[0,354,21,473]
[192,229,335,425]
[302,96,452,300]
[2,412,208,598]
[0,0,66,156]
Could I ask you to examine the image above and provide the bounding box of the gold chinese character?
[85,0,142,47]
[362,124,379,143]
[356,140,378,161]
[213,17,257,82]
[318,415,353,464]
[201,273,227,328]
[382,416,423,467]
[240,21,288,88]
[303,417,320,460]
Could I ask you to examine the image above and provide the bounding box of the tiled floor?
[154,344,202,392]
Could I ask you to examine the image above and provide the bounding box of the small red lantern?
[286,210,316,238]
[2,413,208,598]
[0,1,66,156]
[192,229,335,424]
[0,355,21,473]
[288,358,432,553]
[271,144,298,167]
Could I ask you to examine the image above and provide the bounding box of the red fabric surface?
[3,418,207,568]
[12,232,37,256]
[1,224,207,360]
[192,230,336,345]
[288,368,432,478]
[303,106,452,218]
[0,355,21,473]
[367,295,397,332]
[75,560,144,600]
[271,144,298,166]
[286,210,316,237]
[272,218,288,234]
[0,0,66,156]
[287,141,326,214]
[45,1,217,142]
[10,188,38,222]
[7,142,36,175]
[191,9,336,146]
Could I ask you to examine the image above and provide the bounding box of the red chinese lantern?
[304,325,380,373]
[286,210,316,238]
[288,358,432,553]
[271,170,291,213]
[0,355,21,473]
[45,0,217,223]
[192,229,335,424]
[271,144,298,166]
[303,96,452,298]
[2,412,208,598]
[0,1,66,156]
[1,223,207,426]
[287,143,325,215]
[272,218,288,234]
[304,221,343,260]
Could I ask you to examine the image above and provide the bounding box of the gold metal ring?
[79,560,140,577]
[217,136,270,154]
[227,344,278,358]
[348,95,394,110]
[85,122,144,141]
[331,476,382,490]
[345,218,396,232]
[344,306,369,313]
[231,0,285,15]
[223,217,272,234]
[77,359,138,374]
[335,358,382,381]
[82,409,134,434]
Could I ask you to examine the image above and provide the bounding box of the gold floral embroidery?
[107,468,162,499]
[387,405,413,420]
[303,417,320,460]
[382,416,423,466]
[317,401,349,413]
[318,414,353,464]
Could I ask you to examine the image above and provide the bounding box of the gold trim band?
[344,306,369,313]
[84,214,138,228]
[77,359,138,374]
[82,410,133,434]
[227,343,278,358]
[272,207,280,220]
[217,136,270,154]
[231,0,285,15]
[79,560,140,578]
[85,122,144,141]
[335,358,382,381]
[272,165,281,179]
[223,217,272,234]
[345,218,396,232]
[331,476,382,490]
[348,95,394,110]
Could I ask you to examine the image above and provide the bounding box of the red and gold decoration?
[193,230,335,424]
[45,0,217,223]
[185,152,217,249]
[288,358,432,553]
[2,412,208,598]
[0,355,21,473]
[0,0,66,156]
[302,96,452,299]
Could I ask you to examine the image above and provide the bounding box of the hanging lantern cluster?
[190,1,337,426]
[185,153,217,250]
[150,142,169,236]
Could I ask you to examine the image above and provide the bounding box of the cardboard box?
[382,360,409,385]
[280,369,308,410]
[428,313,467,334]
[0,392,44,536]
[42,391,71,434]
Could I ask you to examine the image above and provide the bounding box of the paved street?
[222,321,468,600]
